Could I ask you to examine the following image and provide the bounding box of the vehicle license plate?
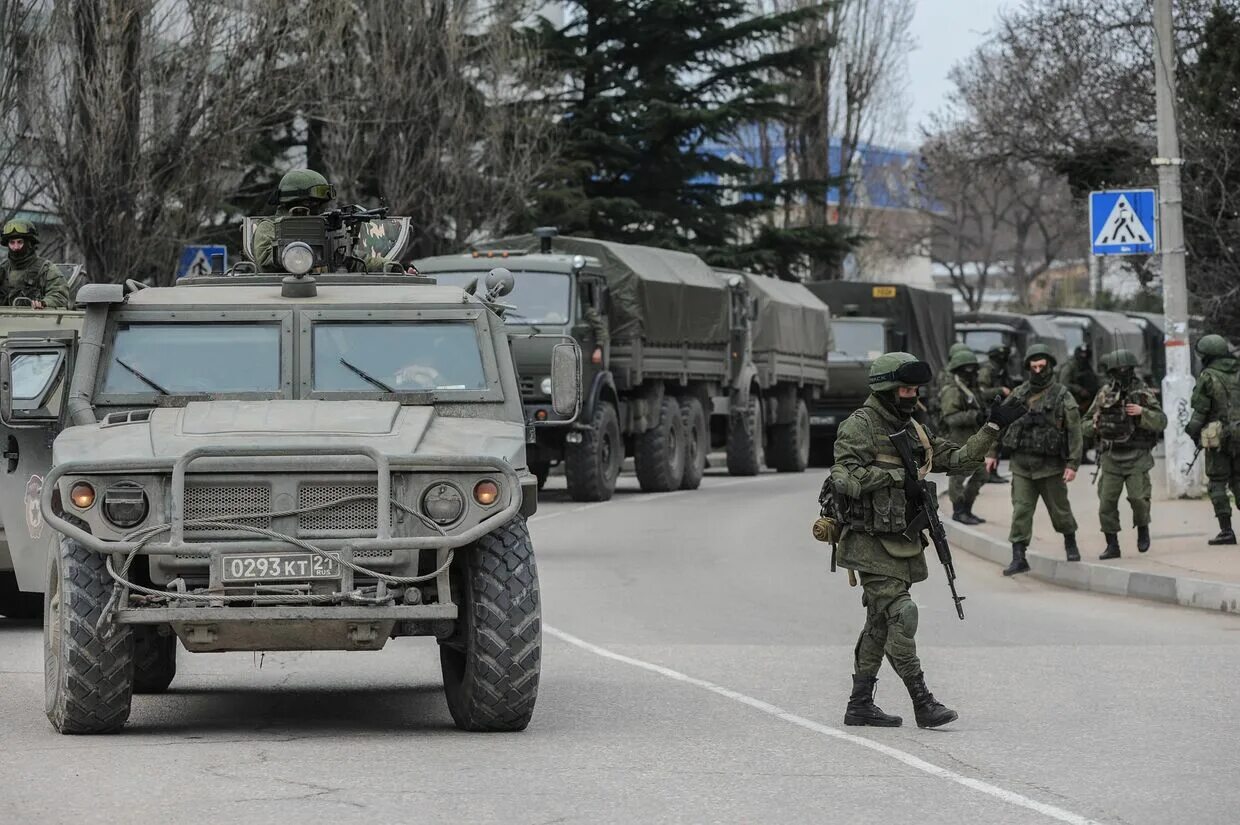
[220,553,341,583]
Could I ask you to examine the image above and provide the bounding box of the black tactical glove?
[987,396,1028,430]
[975,410,988,426]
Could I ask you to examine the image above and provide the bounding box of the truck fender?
[583,371,619,423]
[731,364,760,404]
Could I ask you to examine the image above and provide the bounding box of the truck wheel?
[768,399,810,472]
[132,627,177,694]
[439,516,540,732]
[727,393,764,476]
[0,571,43,619]
[45,538,134,734]
[565,400,621,502]
[635,396,687,492]
[679,397,707,490]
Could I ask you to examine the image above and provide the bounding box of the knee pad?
[886,595,919,640]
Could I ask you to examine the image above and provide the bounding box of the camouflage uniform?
[938,349,988,524]
[0,221,70,309]
[1060,346,1100,462]
[832,352,1010,730]
[977,345,1013,402]
[996,343,1083,574]
[1185,335,1240,544]
[1083,349,1165,557]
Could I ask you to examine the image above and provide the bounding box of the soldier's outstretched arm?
[931,422,1000,474]
[830,416,904,496]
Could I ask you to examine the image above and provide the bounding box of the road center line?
[545,625,1104,825]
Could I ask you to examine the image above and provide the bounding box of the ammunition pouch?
[1006,411,1066,457]
[1096,397,1134,444]
[1202,420,1225,450]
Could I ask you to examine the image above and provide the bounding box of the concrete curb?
[942,517,1240,615]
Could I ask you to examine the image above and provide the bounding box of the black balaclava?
[960,365,980,388]
[878,389,919,420]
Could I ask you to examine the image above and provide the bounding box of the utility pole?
[1153,0,1201,497]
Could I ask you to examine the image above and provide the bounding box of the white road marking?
[545,625,1104,825]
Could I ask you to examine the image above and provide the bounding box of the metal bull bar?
[40,444,523,556]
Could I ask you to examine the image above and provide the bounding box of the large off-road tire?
[635,396,687,492]
[132,626,177,694]
[45,538,134,734]
[727,392,764,476]
[679,397,707,490]
[564,400,622,502]
[767,398,811,473]
[0,571,43,619]
[439,516,540,732]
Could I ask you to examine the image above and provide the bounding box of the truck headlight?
[280,241,315,275]
[422,483,464,525]
[102,482,149,528]
[70,482,96,510]
[540,376,553,396]
[473,480,500,506]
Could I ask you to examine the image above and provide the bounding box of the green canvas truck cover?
[472,235,729,345]
[715,270,831,360]
[802,281,954,376]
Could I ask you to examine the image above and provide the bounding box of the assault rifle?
[889,427,966,620]
[1185,445,1203,474]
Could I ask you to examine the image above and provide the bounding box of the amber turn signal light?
[473,480,500,506]
[70,481,96,510]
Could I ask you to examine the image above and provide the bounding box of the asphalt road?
[1,463,1238,824]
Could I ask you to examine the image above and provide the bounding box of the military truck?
[801,281,955,464]
[415,233,831,502]
[955,311,1070,374]
[1037,309,1147,372]
[0,237,577,732]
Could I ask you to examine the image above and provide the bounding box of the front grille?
[184,484,272,532]
[298,483,379,533]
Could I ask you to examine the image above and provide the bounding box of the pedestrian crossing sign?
[1089,189,1157,256]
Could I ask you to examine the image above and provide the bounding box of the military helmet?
[1099,352,1115,373]
[1023,341,1057,369]
[271,169,336,206]
[1,220,38,245]
[1196,334,1230,358]
[868,352,933,391]
[949,342,972,357]
[948,348,980,373]
[987,343,1010,357]
[1109,348,1139,369]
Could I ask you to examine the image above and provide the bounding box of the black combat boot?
[1064,533,1080,562]
[1002,543,1030,576]
[952,506,982,526]
[1136,526,1151,553]
[987,470,1009,484]
[1099,532,1121,560]
[1208,516,1236,546]
[902,672,958,729]
[844,674,903,727]
[964,509,986,525]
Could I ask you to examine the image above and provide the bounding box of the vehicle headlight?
[280,241,315,275]
[540,376,553,396]
[421,482,464,525]
[69,481,96,510]
[473,479,500,507]
[102,482,149,528]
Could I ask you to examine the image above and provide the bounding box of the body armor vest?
[836,407,934,536]
[1003,385,1067,457]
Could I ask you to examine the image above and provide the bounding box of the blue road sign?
[176,245,228,278]
[1089,189,1157,256]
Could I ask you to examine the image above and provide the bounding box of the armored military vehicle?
[416,232,831,501]
[955,311,1070,374]
[0,227,578,733]
[1036,309,1147,372]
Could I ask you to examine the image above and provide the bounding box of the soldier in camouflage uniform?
[940,342,973,388]
[939,349,989,525]
[831,352,1025,729]
[1185,334,1240,545]
[0,221,69,309]
[988,343,1083,575]
[1084,349,1166,558]
[251,169,336,271]
[1060,344,1100,464]
[978,343,1014,484]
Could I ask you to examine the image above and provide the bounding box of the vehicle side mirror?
[0,345,70,428]
[550,342,582,418]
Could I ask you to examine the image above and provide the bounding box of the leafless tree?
[0,0,43,226]
[304,0,558,258]
[27,0,308,283]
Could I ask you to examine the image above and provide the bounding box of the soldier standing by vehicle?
[988,343,1083,575]
[1084,349,1166,558]
[939,349,988,525]
[0,220,69,309]
[1185,334,1240,545]
[1060,344,1100,464]
[978,343,1014,483]
[829,352,1024,729]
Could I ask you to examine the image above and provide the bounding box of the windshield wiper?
[338,357,395,392]
[115,358,169,395]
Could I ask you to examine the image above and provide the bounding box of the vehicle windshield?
[100,323,281,395]
[313,321,487,392]
[12,353,60,400]
[1055,320,1087,353]
[429,269,571,325]
[830,320,885,361]
[961,330,1010,353]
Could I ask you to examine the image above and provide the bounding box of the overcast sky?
[902,0,1016,146]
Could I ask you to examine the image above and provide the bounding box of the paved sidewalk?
[935,458,1240,614]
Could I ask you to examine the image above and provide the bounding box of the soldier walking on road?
[830,352,1025,729]
[1084,350,1166,558]
[1185,334,1240,545]
[989,343,1083,575]
[978,344,1014,484]
[939,349,989,525]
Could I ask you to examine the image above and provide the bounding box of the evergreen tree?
[524,0,855,278]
